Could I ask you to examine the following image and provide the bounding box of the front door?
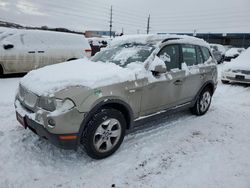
[140,44,186,116]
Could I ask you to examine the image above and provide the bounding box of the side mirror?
[149,56,167,74]
[3,44,14,50]
[153,64,167,74]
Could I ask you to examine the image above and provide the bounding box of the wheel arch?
[192,81,216,106]
[77,99,134,147]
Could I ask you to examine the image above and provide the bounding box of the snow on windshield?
[92,44,155,67]
[111,46,140,66]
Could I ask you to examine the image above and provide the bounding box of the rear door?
[179,44,210,102]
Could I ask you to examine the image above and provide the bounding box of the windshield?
[91,43,155,67]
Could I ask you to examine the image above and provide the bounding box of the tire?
[81,108,126,159]
[221,80,230,84]
[190,87,212,116]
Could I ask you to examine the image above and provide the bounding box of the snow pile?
[224,47,250,70]
[1,73,250,188]
[20,59,136,96]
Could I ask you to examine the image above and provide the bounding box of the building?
[158,33,250,48]
[85,30,116,38]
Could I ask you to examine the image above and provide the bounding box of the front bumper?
[24,116,78,150]
[221,71,250,84]
[15,99,84,150]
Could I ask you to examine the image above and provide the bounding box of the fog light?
[48,118,56,128]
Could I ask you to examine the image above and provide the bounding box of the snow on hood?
[20,59,137,96]
[225,48,244,57]
[224,47,250,70]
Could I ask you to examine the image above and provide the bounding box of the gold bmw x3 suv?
[15,34,217,159]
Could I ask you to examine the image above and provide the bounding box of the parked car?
[221,47,250,84]
[88,37,109,56]
[224,47,245,62]
[15,34,217,159]
[0,29,91,76]
[210,43,226,63]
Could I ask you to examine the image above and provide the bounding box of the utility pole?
[193,29,197,36]
[109,6,113,38]
[147,14,150,34]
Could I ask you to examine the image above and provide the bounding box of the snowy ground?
[0,65,250,188]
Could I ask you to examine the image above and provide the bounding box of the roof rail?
[161,38,180,43]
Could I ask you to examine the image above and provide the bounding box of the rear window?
[201,46,212,62]
[182,44,197,66]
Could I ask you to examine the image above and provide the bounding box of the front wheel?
[82,108,126,159]
[190,87,212,116]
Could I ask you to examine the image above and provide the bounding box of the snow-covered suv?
[15,34,218,159]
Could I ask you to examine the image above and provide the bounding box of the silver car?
[15,35,218,159]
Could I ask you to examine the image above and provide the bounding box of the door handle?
[174,79,183,85]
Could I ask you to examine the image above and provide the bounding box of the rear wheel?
[82,108,126,159]
[190,87,212,116]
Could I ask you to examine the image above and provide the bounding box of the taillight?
[85,49,92,57]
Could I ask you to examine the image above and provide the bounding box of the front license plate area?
[16,112,27,128]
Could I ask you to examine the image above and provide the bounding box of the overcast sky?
[0,0,250,34]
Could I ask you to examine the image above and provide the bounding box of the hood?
[224,47,250,71]
[20,59,136,96]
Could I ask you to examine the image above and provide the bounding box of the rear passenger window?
[201,47,211,62]
[196,46,203,64]
[158,44,180,71]
[181,44,197,66]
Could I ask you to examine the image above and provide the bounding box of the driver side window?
[158,44,180,71]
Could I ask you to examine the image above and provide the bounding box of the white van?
[0,28,91,75]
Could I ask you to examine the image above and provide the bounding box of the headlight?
[55,99,75,112]
[38,97,56,111]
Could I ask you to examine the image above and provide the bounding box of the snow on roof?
[110,34,209,48]
[225,47,250,70]
[0,28,85,38]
